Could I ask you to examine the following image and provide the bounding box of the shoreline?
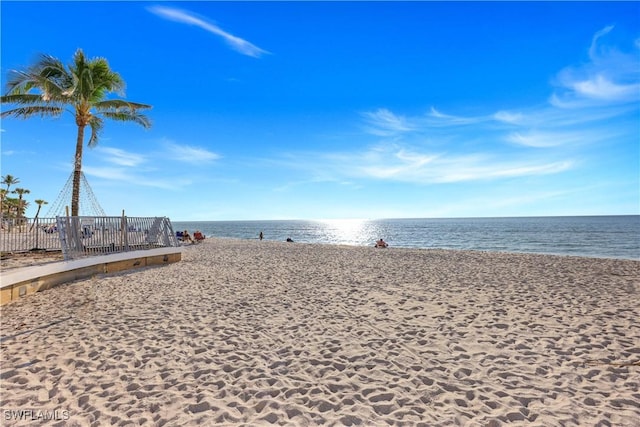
[202,236,640,261]
[1,233,637,273]
[172,215,640,261]
[1,238,639,425]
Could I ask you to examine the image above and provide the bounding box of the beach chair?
[193,231,205,242]
[145,217,165,245]
[176,231,184,241]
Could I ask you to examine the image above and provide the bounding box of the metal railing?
[0,217,62,253]
[1,216,180,260]
[57,216,179,260]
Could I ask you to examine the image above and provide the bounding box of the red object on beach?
[194,231,205,242]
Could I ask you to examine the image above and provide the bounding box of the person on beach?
[375,238,388,248]
[259,231,263,241]
[183,230,194,244]
[286,237,294,242]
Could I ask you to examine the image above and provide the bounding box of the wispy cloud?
[355,26,638,160]
[551,25,640,108]
[164,142,221,164]
[83,166,136,182]
[96,147,147,167]
[148,5,269,58]
[505,130,593,148]
[84,165,192,190]
[428,107,483,126]
[589,25,615,59]
[354,147,573,183]
[85,141,219,191]
[271,143,573,186]
[493,111,524,124]
[270,27,640,187]
[361,108,415,136]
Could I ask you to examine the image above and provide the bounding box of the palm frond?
[89,56,125,95]
[1,106,64,119]
[70,49,125,103]
[87,116,104,148]
[34,54,66,76]
[4,54,73,102]
[4,70,36,95]
[94,99,152,111]
[35,55,69,86]
[1,93,51,105]
[101,110,152,129]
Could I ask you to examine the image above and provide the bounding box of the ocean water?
[172,216,640,260]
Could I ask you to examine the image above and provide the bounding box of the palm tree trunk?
[29,205,42,232]
[71,125,85,216]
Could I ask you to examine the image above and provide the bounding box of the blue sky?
[1,1,639,221]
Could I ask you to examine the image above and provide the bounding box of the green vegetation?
[1,174,44,224]
[1,49,152,216]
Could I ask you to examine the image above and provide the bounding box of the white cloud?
[164,142,221,164]
[263,26,634,196]
[481,161,573,180]
[148,6,269,58]
[493,111,523,124]
[274,144,573,185]
[428,107,482,125]
[505,131,588,148]
[83,165,134,181]
[84,165,191,190]
[551,25,640,107]
[588,25,615,60]
[85,142,219,190]
[382,149,572,183]
[357,26,638,157]
[361,108,415,136]
[571,74,638,101]
[96,147,147,167]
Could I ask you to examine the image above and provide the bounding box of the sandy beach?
[1,238,638,426]
[1,251,65,272]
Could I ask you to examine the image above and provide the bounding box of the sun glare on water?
[317,219,376,246]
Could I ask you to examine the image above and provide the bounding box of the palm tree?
[12,187,30,218]
[29,199,48,232]
[1,176,19,225]
[3,198,19,218]
[0,188,6,229]
[18,200,30,222]
[1,49,152,216]
[2,174,20,193]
